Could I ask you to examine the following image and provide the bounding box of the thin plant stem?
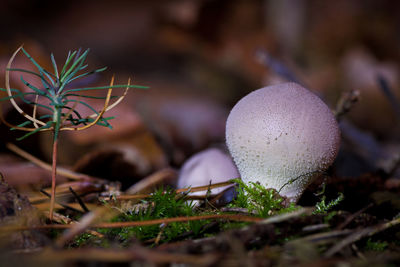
[0,213,262,232]
[49,136,58,221]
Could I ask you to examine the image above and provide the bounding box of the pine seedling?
[0,46,147,220]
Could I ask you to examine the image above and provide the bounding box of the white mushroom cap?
[177,148,239,196]
[226,82,340,201]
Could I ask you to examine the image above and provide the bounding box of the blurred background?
[0,0,399,191]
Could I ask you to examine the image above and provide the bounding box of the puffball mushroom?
[226,82,340,201]
[177,148,239,198]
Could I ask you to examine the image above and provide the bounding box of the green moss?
[70,179,307,248]
[313,193,344,215]
[229,179,299,218]
[71,233,96,247]
[220,221,251,231]
[365,238,388,251]
[71,232,110,248]
[94,187,214,245]
[279,234,300,243]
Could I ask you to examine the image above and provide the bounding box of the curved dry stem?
[5,46,46,126]
[88,77,131,117]
[0,214,261,232]
[60,76,114,131]
[0,105,53,131]
[32,94,39,128]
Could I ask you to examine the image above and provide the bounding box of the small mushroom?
[226,82,340,201]
[177,148,239,198]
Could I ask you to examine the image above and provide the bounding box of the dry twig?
[32,246,219,265]
[334,90,360,120]
[324,216,400,257]
[6,142,99,181]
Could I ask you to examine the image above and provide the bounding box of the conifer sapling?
[0,46,147,220]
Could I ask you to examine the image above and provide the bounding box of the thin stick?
[324,216,400,257]
[377,75,400,120]
[55,206,117,247]
[334,90,360,120]
[255,49,304,85]
[336,203,373,230]
[291,229,353,244]
[6,142,97,181]
[30,181,103,204]
[126,168,177,194]
[33,246,218,265]
[102,181,235,201]
[69,186,89,212]
[176,181,234,194]
[1,213,262,232]
[40,189,82,213]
